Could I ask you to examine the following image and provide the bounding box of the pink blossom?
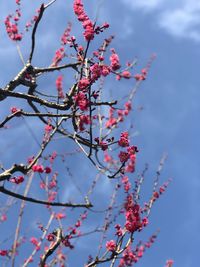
[5,15,22,41]
[104,152,113,163]
[110,49,121,71]
[122,70,131,79]
[118,151,129,163]
[0,214,7,222]
[52,47,65,66]
[44,166,52,174]
[32,164,44,173]
[30,237,39,246]
[61,22,72,45]
[115,224,123,237]
[101,65,110,76]
[47,233,55,241]
[73,0,95,41]
[9,175,24,184]
[165,259,174,267]
[90,63,102,81]
[106,240,116,252]
[56,75,64,98]
[55,213,66,220]
[0,250,8,256]
[118,132,129,147]
[78,78,90,90]
[125,101,132,111]
[74,92,89,111]
[134,73,146,81]
[79,115,91,131]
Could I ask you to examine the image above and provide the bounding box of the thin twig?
[22,213,54,267]
[11,172,34,267]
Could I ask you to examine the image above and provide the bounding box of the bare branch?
[29,4,45,62]
[0,88,72,110]
[34,62,81,74]
[0,186,92,208]
[0,111,75,128]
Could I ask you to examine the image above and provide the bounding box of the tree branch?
[29,4,45,62]
[0,186,92,208]
[0,88,72,110]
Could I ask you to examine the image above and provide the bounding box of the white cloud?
[159,2,200,41]
[122,0,165,11]
[158,8,200,41]
[121,0,200,42]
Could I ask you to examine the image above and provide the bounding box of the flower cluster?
[118,246,137,267]
[5,2,22,42]
[32,164,44,173]
[45,124,53,134]
[74,92,89,111]
[47,191,57,202]
[118,132,129,147]
[77,64,111,92]
[118,151,129,163]
[142,180,171,211]
[32,164,52,174]
[90,63,110,82]
[9,175,24,185]
[5,15,22,41]
[61,212,87,249]
[106,240,116,252]
[40,172,57,190]
[46,233,55,242]
[116,70,132,81]
[124,195,142,233]
[94,137,108,151]
[118,145,138,174]
[78,78,90,90]
[90,63,102,81]
[44,122,53,143]
[121,70,131,79]
[106,108,117,128]
[134,68,147,81]
[56,75,64,98]
[115,224,123,237]
[73,0,94,41]
[49,151,57,164]
[30,237,40,251]
[79,115,91,131]
[110,48,121,71]
[121,176,131,192]
[125,146,138,173]
[61,22,72,45]
[106,102,132,128]
[118,233,157,267]
[52,47,65,66]
[10,106,21,115]
[123,194,148,234]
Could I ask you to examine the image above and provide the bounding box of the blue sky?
[0,0,200,266]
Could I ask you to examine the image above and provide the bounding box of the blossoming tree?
[0,0,173,267]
